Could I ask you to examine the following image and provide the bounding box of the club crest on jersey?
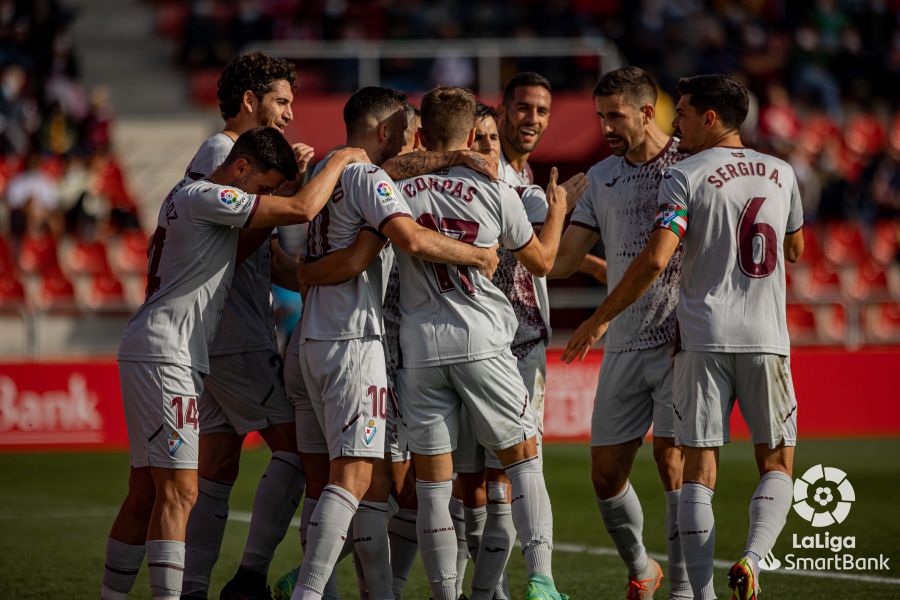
[167,431,183,456]
[363,419,377,446]
[660,210,677,226]
[219,188,249,212]
[375,181,396,205]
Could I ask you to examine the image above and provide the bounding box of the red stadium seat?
[864,303,900,343]
[817,303,848,344]
[0,237,14,275]
[66,237,113,276]
[36,267,77,311]
[190,69,221,107]
[797,226,825,268]
[17,233,60,275]
[823,221,867,265]
[848,259,890,300]
[84,271,128,311]
[0,273,26,309]
[112,230,150,274]
[786,303,818,343]
[871,220,899,266]
[806,262,844,300]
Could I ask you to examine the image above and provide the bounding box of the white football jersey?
[654,146,803,355]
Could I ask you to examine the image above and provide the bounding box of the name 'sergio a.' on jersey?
[395,166,535,368]
[654,146,803,355]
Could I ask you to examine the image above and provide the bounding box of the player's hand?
[560,172,588,213]
[561,315,609,363]
[292,143,315,176]
[457,150,499,181]
[335,147,370,165]
[545,167,567,212]
[476,244,500,280]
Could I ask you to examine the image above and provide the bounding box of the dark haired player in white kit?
[393,86,571,600]
[170,51,317,600]
[563,74,803,600]
[550,66,690,600]
[101,127,368,600]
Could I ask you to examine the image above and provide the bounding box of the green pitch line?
[1,439,898,598]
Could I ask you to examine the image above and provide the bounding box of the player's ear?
[704,109,717,130]
[242,90,256,115]
[641,103,655,125]
[466,127,476,147]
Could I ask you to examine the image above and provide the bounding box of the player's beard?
[505,121,541,154]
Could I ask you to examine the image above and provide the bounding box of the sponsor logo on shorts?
[375,181,396,205]
[167,431,182,456]
[363,419,377,446]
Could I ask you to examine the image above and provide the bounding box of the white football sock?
[182,477,232,595]
[297,485,359,595]
[665,488,692,598]
[679,482,717,600]
[505,457,554,579]
[449,496,468,598]
[471,503,516,600]
[744,471,793,578]
[354,501,393,599]
[146,539,185,599]
[597,481,649,577]
[101,537,145,599]
[241,451,305,576]
[416,480,457,600]
[388,507,419,597]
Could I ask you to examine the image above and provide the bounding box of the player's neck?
[345,135,382,165]
[707,130,744,152]
[222,117,254,139]
[500,138,529,172]
[624,126,670,164]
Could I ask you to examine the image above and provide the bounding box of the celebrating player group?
[99,51,803,600]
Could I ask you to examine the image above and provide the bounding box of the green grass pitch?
[1,440,898,599]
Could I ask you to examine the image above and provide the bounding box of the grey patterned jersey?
[177,134,279,356]
[499,150,532,187]
[299,158,410,341]
[395,166,535,368]
[492,184,550,358]
[570,138,684,352]
[117,180,259,373]
[381,258,401,383]
[654,146,803,355]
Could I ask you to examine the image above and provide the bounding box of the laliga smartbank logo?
[759,464,891,573]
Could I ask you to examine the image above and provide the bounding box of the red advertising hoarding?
[1,348,898,451]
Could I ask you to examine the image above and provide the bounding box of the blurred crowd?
[157,0,900,225]
[0,0,140,242]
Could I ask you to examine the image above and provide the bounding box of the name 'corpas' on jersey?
[705,153,784,189]
[401,170,480,203]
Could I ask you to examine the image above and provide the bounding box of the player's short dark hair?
[502,72,552,106]
[475,102,499,121]
[223,127,299,180]
[421,87,476,146]
[217,52,296,121]
[343,87,408,135]
[593,66,658,106]
[677,74,749,131]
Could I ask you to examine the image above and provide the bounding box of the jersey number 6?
[416,213,480,295]
[737,196,777,278]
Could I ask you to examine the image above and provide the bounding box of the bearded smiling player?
[564,74,803,600]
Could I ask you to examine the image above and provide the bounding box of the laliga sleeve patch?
[375,180,397,205]
[219,187,252,212]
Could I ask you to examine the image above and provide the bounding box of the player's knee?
[157,476,199,513]
[457,472,487,507]
[652,439,684,488]
[591,468,628,499]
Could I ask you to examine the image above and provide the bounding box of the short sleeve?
[186,135,233,180]
[191,183,259,228]
[346,164,412,234]
[653,168,690,239]
[570,178,600,234]
[516,185,548,225]
[786,174,804,234]
[499,185,535,251]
